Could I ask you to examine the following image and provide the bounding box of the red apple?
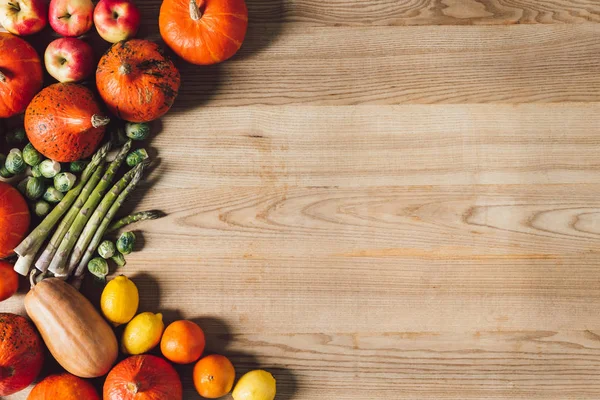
[49,0,93,37]
[93,0,140,43]
[44,37,94,82]
[0,0,47,36]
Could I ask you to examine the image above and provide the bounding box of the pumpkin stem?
[119,63,132,75]
[127,381,143,394]
[0,70,6,83]
[189,0,204,20]
[91,115,111,128]
[29,269,38,288]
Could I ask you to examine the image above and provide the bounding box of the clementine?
[0,261,18,302]
[161,320,206,364]
[193,354,235,398]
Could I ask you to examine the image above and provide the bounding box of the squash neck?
[91,115,110,128]
[189,0,205,20]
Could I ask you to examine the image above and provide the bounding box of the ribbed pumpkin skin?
[24,278,118,378]
[0,313,44,396]
[159,0,248,65]
[27,373,100,400]
[0,182,31,259]
[25,83,108,162]
[0,33,44,118]
[96,40,181,123]
[104,355,183,400]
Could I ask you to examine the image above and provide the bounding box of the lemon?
[101,275,139,326]
[121,312,164,355]
[232,370,276,400]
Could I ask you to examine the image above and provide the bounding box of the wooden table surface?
[4,0,600,399]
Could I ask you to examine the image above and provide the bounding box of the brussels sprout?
[0,154,11,178]
[39,159,61,178]
[26,177,46,200]
[125,122,151,141]
[17,177,29,195]
[98,240,116,259]
[6,148,25,174]
[126,149,149,167]
[31,163,43,178]
[5,128,26,145]
[111,252,126,267]
[22,143,43,166]
[54,172,76,193]
[43,187,64,203]
[69,160,89,173]
[87,257,109,279]
[116,231,136,255]
[34,200,52,218]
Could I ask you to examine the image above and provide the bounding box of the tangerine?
[161,320,206,364]
[193,354,235,398]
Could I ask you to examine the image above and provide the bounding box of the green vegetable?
[31,163,43,178]
[69,160,89,173]
[125,122,151,141]
[22,143,43,166]
[98,240,116,259]
[54,172,76,192]
[116,232,136,255]
[73,164,145,277]
[111,125,129,146]
[17,177,29,195]
[111,252,126,267]
[126,149,149,167]
[43,187,64,203]
[39,159,61,178]
[107,210,164,233]
[34,200,52,218]
[0,154,11,178]
[26,177,46,200]
[87,257,109,279]
[5,128,26,145]
[6,148,25,174]
[49,141,132,275]
[13,143,111,277]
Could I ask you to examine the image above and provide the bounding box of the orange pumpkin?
[27,373,100,400]
[104,355,183,400]
[0,182,30,259]
[159,0,248,65]
[0,313,44,397]
[96,40,180,123]
[25,83,109,162]
[0,33,43,118]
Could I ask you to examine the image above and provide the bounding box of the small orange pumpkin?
[0,182,30,259]
[0,33,43,118]
[159,0,248,65]
[27,373,100,400]
[25,83,109,162]
[96,39,181,123]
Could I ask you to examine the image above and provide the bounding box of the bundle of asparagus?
[13,140,161,287]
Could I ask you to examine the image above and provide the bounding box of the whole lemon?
[232,370,276,400]
[101,275,139,326]
[121,312,164,355]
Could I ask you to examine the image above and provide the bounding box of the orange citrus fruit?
[193,354,236,398]
[161,320,206,364]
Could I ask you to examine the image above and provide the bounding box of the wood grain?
[3,0,600,398]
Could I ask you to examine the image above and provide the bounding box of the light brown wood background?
[4,0,600,399]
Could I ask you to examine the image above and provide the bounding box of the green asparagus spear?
[106,210,164,233]
[35,163,106,272]
[48,141,132,275]
[66,161,143,274]
[74,163,145,277]
[14,142,111,258]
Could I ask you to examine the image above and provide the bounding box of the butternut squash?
[24,278,118,378]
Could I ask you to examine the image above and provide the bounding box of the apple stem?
[189,0,204,20]
[7,2,20,11]
[0,71,6,83]
[91,115,110,128]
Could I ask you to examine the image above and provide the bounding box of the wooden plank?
[139,0,600,26]
[149,104,600,187]
[173,24,600,106]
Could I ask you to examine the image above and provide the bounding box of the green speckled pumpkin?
[96,40,180,123]
[24,83,109,162]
